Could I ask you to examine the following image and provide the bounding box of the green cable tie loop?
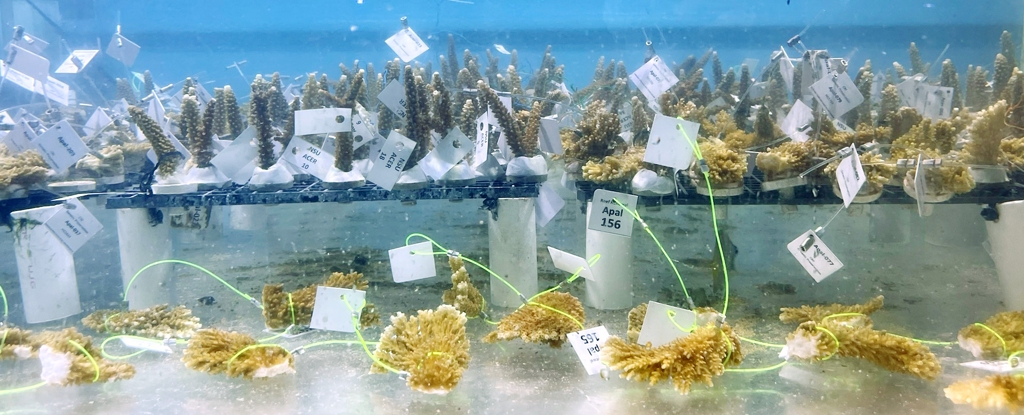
[0,381,47,396]
[720,329,734,363]
[738,335,787,349]
[814,326,841,361]
[124,259,260,308]
[974,323,1008,357]
[612,199,692,307]
[103,312,121,333]
[725,361,788,373]
[226,344,290,371]
[66,339,100,382]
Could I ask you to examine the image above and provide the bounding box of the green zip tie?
[66,339,100,382]
[124,259,261,309]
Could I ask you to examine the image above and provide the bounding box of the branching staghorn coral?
[755,141,813,181]
[183,329,293,379]
[905,155,976,196]
[269,72,290,124]
[476,80,539,158]
[964,100,1011,165]
[32,328,136,385]
[631,96,653,145]
[890,118,958,160]
[779,295,885,325]
[192,98,217,168]
[946,375,1024,412]
[249,83,276,170]
[81,304,200,339]
[696,139,747,186]
[582,145,646,183]
[941,59,962,109]
[967,65,991,111]
[781,320,941,380]
[430,73,454,135]
[261,271,377,330]
[1002,137,1024,167]
[371,305,470,394]
[562,100,620,163]
[129,106,181,178]
[601,321,742,394]
[995,54,1014,101]
[404,66,433,168]
[483,291,585,348]
[878,85,901,129]
[957,310,1024,360]
[627,303,648,344]
[908,42,928,75]
[179,90,200,146]
[441,256,483,318]
[116,78,138,105]
[222,85,245,138]
[0,145,49,189]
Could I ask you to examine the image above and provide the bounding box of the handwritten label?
[787,230,844,282]
[294,108,352,136]
[779,48,795,93]
[377,80,408,120]
[55,50,99,74]
[388,242,436,283]
[43,198,103,253]
[618,101,634,133]
[644,113,697,170]
[547,246,593,280]
[781,99,814,142]
[587,189,637,237]
[914,154,926,217]
[169,206,213,230]
[120,337,173,354]
[637,301,696,347]
[809,71,863,120]
[282,137,333,180]
[836,145,867,207]
[385,27,429,62]
[105,33,141,67]
[32,120,88,172]
[922,85,954,120]
[629,56,678,111]
[366,130,416,191]
[309,287,366,333]
[567,326,610,375]
[0,62,70,106]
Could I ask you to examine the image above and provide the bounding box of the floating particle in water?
[198,296,216,306]
[350,25,358,32]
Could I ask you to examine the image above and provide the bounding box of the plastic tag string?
[527,254,601,303]
[406,233,527,305]
[822,312,958,346]
[612,198,693,309]
[67,339,100,382]
[666,310,697,333]
[341,296,406,377]
[124,259,261,309]
[259,294,298,343]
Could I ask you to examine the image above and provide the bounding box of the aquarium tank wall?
[3,0,1024,413]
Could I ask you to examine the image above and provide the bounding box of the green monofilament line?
[974,322,1008,357]
[528,301,584,330]
[738,335,786,349]
[0,381,47,396]
[613,199,691,307]
[124,259,260,308]
[227,344,290,371]
[725,361,788,373]
[0,282,8,322]
[341,297,404,375]
[405,233,525,300]
[67,340,100,382]
[100,335,166,360]
[295,340,378,354]
[814,326,840,361]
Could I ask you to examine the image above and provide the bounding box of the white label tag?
[32,120,88,172]
[106,33,141,67]
[309,287,366,333]
[833,119,855,134]
[43,198,103,253]
[587,189,638,237]
[147,96,165,126]
[283,136,333,180]
[55,50,99,74]
[896,76,924,108]
[618,101,634,133]
[366,130,416,191]
[472,111,498,167]
[388,242,437,283]
[960,360,1024,373]
[637,301,696,348]
[787,230,844,282]
[377,80,408,120]
[2,119,37,153]
[13,32,48,54]
[914,155,926,217]
[0,62,70,106]
[120,337,172,354]
[9,44,49,83]
[0,111,13,126]
[419,127,471,179]
[781,99,814,142]
[351,107,376,150]
[538,115,562,155]
[12,205,81,324]
[536,182,565,228]
[836,145,867,207]
[294,108,352,136]
[547,246,593,280]
[83,109,113,138]
[644,113,697,170]
[779,49,795,94]
[629,56,679,111]
[922,85,954,120]
[567,326,610,375]
[210,126,259,184]
[385,27,429,62]
[809,71,864,119]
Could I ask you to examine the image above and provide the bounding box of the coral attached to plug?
[483,291,585,348]
[261,271,379,330]
[957,310,1024,360]
[182,329,293,379]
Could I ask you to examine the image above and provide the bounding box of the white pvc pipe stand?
[584,202,633,310]
[925,204,986,248]
[118,208,173,310]
[11,206,82,323]
[986,200,1024,309]
[229,204,267,231]
[487,198,538,307]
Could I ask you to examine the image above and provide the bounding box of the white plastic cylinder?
[11,206,82,323]
[925,204,986,247]
[229,204,267,231]
[117,208,173,310]
[487,198,538,307]
[986,200,1024,310]
[584,202,633,310]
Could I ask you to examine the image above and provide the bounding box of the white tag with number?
[618,101,634,133]
[587,189,637,237]
[567,326,610,375]
[781,99,814,142]
[366,130,416,191]
[43,198,103,253]
[351,107,375,150]
[914,155,927,217]
[385,27,429,62]
[388,242,437,283]
[120,337,172,354]
[2,119,37,153]
[836,145,866,207]
[283,137,333,180]
[644,113,697,170]
[809,71,864,119]
[547,246,593,280]
[106,33,141,67]
[638,301,696,347]
[310,287,366,333]
[294,108,352,136]
[377,80,408,120]
[833,119,855,134]
[960,360,1024,373]
[538,115,562,155]
[32,120,88,172]
[787,230,844,282]
[629,56,679,111]
[536,183,565,228]
[55,50,99,74]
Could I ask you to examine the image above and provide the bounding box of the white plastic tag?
[787,230,844,282]
[12,32,47,54]
[472,112,498,167]
[106,33,141,67]
[706,96,730,112]
[11,205,82,324]
[366,130,416,191]
[922,85,954,120]
[294,108,352,136]
[629,56,678,111]
[377,80,408,120]
[536,182,565,228]
[43,197,102,253]
[538,115,562,154]
[194,83,214,106]
[587,189,638,237]
[781,99,814,142]
[644,113,697,170]
[419,127,470,179]
[351,107,375,150]
[742,58,760,76]
[309,287,366,333]
[832,119,855,134]
[32,120,88,172]
[8,44,49,83]
[835,145,866,207]
[0,62,69,105]
[283,136,333,180]
[55,50,99,74]
[809,71,864,119]
[896,75,924,108]
[0,111,13,126]
[637,301,696,348]
[493,44,511,55]
[146,130,191,165]
[748,82,768,100]
[618,101,634,133]
[147,96,165,126]
[914,154,926,217]
[385,27,429,62]
[547,246,593,280]
[960,360,1024,373]
[2,119,37,153]
[388,241,437,283]
[779,49,795,93]
[567,326,610,375]
[210,127,258,184]
[120,337,172,354]
[83,109,113,138]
